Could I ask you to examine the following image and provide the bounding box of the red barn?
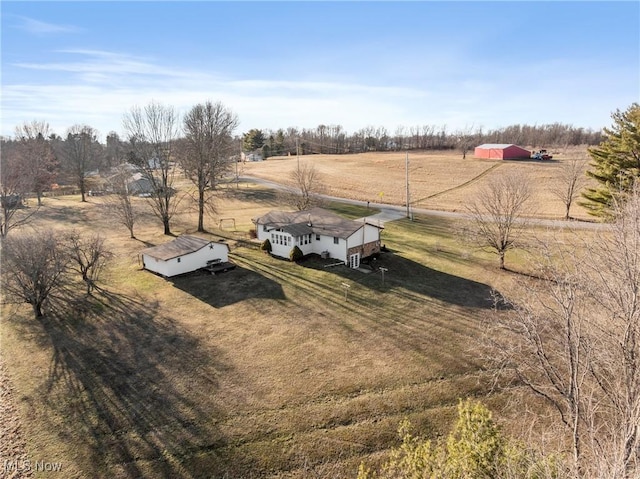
[474,144,531,160]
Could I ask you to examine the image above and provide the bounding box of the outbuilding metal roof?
[141,235,227,261]
[475,144,515,149]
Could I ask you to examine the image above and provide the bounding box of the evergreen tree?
[581,103,640,217]
[274,129,285,156]
[242,129,266,152]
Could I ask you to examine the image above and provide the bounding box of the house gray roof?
[141,235,227,261]
[282,223,314,237]
[254,207,382,239]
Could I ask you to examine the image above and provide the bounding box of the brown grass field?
[242,147,595,220]
[0,151,598,478]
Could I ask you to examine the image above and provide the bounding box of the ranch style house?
[253,207,383,268]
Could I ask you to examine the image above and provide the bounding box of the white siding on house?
[254,208,383,267]
[268,231,294,259]
[314,234,347,262]
[143,242,228,277]
[346,224,380,250]
[258,227,347,262]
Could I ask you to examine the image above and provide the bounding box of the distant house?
[141,235,230,277]
[241,150,263,162]
[127,173,154,196]
[253,207,383,268]
[474,144,531,160]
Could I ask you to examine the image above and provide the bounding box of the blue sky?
[1,1,638,140]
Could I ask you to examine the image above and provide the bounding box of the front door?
[349,253,360,269]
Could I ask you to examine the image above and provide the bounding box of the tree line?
[1,102,636,240]
[0,101,239,239]
[243,122,602,158]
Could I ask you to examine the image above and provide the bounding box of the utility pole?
[405,152,411,220]
[236,145,240,189]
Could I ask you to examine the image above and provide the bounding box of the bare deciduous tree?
[181,101,239,232]
[456,124,478,159]
[487,185,640,478]
[123,102,180,235]
[283,160,325,211]
[14,120,58,206]
[59,125,102,202]
[581,186,640,477]
[65,231,112,295]
[105,165,138,239]
[1,231,69,318]
[549,157,589,220]
[0,140,37,238]
[488,247,591,476]
[467,171,532,269]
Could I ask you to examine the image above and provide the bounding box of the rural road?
[239,175,607,231]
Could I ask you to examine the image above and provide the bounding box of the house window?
[263,225,268,232]
[316,234,320,241]
[177,257,181,263]
[333,237,339,244]
[209,244,213,249]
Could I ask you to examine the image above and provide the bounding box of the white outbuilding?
[141,235,230,277]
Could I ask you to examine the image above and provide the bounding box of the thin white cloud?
[13,15,82,35]
[2,47,634,138]
[14,49,195,82]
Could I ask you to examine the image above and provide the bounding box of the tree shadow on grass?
[170,265,286,308]
[37,290,234,478]
[40,204,90,225]
[301,252,501,310]
[222,184,281,207]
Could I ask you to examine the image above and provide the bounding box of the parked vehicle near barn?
[531,149,553,160]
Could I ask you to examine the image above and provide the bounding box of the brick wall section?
[348,240,380,259]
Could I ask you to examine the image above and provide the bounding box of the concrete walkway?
[354,207,405,226]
